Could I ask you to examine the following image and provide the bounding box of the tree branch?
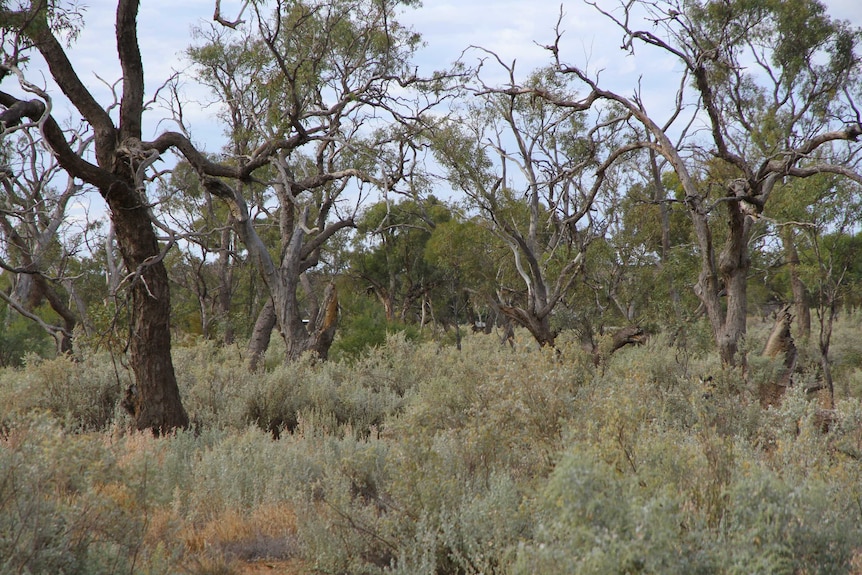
[117,0,144,141]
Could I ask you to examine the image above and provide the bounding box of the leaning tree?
[535,0,862,366]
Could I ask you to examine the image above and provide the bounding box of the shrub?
[0,353,123,430]
[722,465,860,574]
[513,449,709,575]
[0,414,146,574]
[3,325,862,573]
[172,339,250,429]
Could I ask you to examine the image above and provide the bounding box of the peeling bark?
[759,305,798,407]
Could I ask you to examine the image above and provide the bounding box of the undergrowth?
[2,320,862,573]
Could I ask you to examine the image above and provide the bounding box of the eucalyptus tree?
[187,0,445,363]
[433,64,633,348]
[534,0,862,366]
[425,215,505,331]
[612,175,699,324]
[771,175,862,406]
[350,197,450,324]
[0,1,192,432]
[0,133,85,354]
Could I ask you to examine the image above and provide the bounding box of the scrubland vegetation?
[4,315,862,574]
[3,0,862,571]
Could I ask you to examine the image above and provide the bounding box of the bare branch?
[214,0,249,29]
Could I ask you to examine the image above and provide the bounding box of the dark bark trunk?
[0,0,197,433]
[108,180,188,433]
[247,299,277,372]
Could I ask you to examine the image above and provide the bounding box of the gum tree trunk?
[0,0,189,433]
[109,178,188,432]
[247,300,277,372]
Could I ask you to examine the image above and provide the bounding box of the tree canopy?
[1,0,861,421]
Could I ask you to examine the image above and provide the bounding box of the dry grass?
[235,559,307,575]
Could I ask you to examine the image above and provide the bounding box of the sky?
[6,0,862,208]
[18,0,861,152]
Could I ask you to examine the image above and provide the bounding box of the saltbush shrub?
[0,353,123,430]
[0,414,146,574]
[2,324,862,573]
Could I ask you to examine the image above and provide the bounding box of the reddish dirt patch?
[237,559,307,575]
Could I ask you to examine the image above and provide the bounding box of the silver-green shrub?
[3,325,862,573]
[0,353,123,430]
[0,414,146,574]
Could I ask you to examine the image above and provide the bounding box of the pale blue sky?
[35,0,860,154]
[2,0,857,234]
[7,0,862,181]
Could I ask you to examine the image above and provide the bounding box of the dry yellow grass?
[168,503,299,568]
[235,559,307,575]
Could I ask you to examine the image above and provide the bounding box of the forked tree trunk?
[204,178,347,366]
[498,304,556,347]
[692,193,751,367]
[587,325,647,367]
[1,223,78,355]
[277,282,339,361]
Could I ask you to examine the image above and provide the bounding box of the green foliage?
[347,197,453,326]
[330,292,421,361]
[0,310,53,367]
